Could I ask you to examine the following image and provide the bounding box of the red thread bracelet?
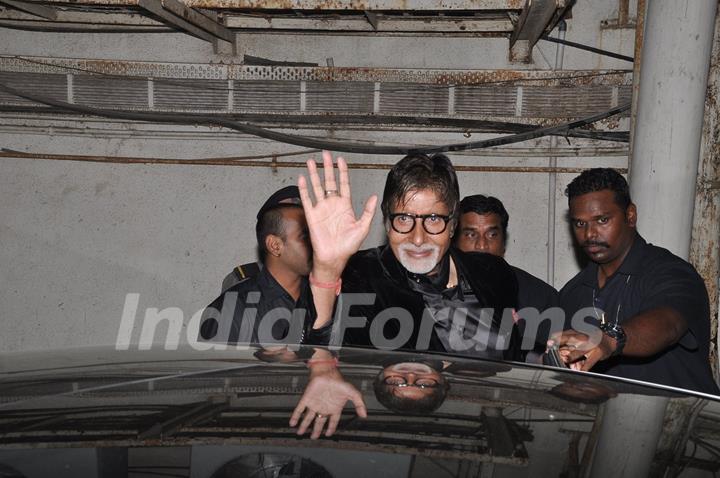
[307,358,339,368]
[309,273,342,296]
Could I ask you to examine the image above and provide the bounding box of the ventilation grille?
[0,72,66,106]
[380,83,449,115]
[455,86,517,116]
[75,76,148,109]
[154,79,229,111]
[306,81,374,113]
[618,86,632,107]
[0,70,633,122]
[234,80,300,112]
[522,86,614,118]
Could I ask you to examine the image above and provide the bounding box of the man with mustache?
[300,151,520,359]
[556,168,718,393]
[454,194,560,361]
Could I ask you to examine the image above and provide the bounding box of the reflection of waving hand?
[298,151,377,276]
[289,365,367,440]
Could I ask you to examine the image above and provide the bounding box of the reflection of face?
[455,212,505,257]
[382,362,444,401]
[569,190,636,270]
[387,189,452,275]
[279,207,312,276]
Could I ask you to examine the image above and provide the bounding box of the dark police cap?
[256,185,302,221]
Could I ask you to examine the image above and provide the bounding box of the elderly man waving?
[300,151,520,357]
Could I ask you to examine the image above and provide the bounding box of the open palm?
[298,151,377,274]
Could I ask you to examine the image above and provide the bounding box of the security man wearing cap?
[219,186,300,292]
[199,186,326,346]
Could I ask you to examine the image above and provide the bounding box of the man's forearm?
[310,264,344,329]
[618,306,688,357]
[555,306,690,370]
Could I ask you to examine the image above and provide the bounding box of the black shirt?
[199,267,324,345]
[560,234,718,394]
[512,266,560,357]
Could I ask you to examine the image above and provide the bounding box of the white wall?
[0,0,634,352]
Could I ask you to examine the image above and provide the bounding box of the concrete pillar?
[629,0,718,259]
[588,395,668,478]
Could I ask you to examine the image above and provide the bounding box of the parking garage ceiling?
[0,0,573,61]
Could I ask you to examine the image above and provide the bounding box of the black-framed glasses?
[388,213,452,235]
[383,376,440,389]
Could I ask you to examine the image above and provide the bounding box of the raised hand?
[298,151,377,277]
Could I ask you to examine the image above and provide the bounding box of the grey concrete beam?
[0,0,57,20]
[509,0,567,63]
[224,14,512,33]
[0,8,164,25]
[36,0,526,10]
[138,0,234,44]
[159,0,233,43]
[138,0,215,41]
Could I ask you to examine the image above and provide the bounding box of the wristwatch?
[600,322,627,357]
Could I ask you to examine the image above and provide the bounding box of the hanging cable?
[0,104,629,142]
[0,151,625,174]
[0,81,630,155]
[541,35,634,63]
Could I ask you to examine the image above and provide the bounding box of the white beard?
[396,243,441,274]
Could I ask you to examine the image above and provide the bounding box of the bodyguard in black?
[557,168,718,394]
[561,234,717,393]
[199,186,328,346]
[454,195,559,313]
[455,195,559,360]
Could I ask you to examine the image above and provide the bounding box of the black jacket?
[334,245,520,359]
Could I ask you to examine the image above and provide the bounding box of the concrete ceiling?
[0,0,573,61]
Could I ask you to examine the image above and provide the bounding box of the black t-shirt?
[559,234,719,394]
